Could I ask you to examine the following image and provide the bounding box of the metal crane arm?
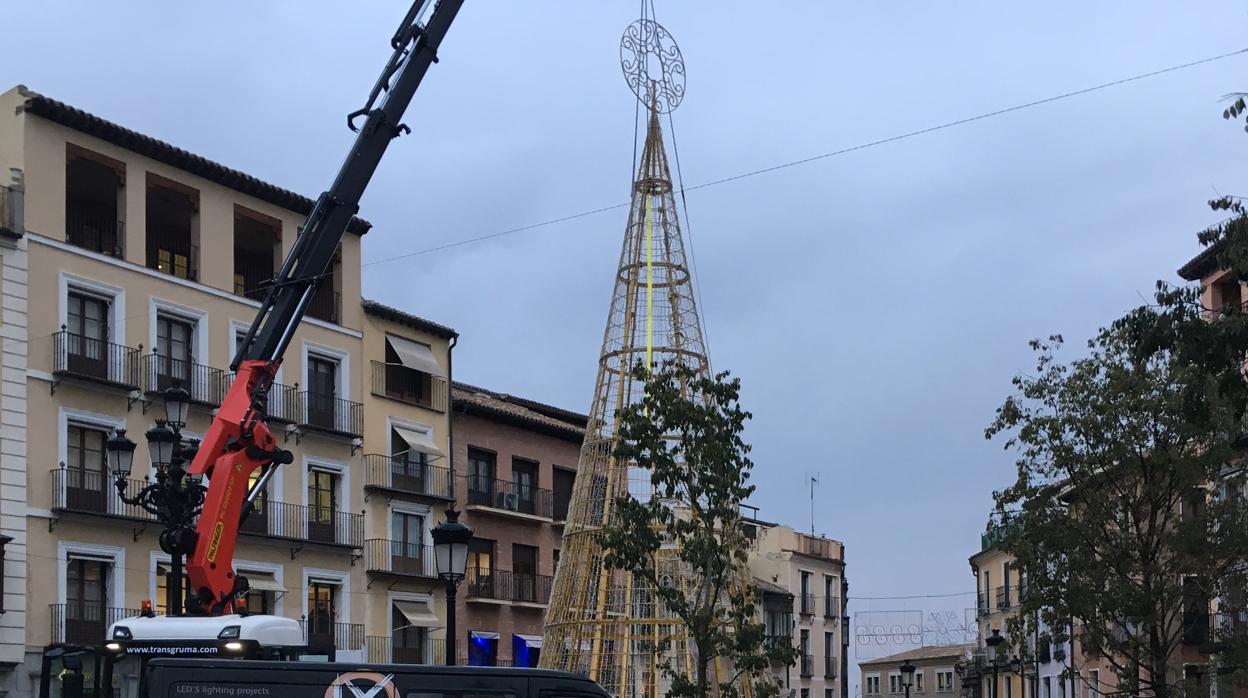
[181,0,463,615]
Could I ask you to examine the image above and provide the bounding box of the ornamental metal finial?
[620,18,686,113]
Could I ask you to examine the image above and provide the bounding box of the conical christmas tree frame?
[539,105,757,698]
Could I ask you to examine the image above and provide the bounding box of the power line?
[362,46,1248,268]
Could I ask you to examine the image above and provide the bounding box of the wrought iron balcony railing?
[302,619,364,651]
[363,454,453,500]
[142,352,226,406]
[364,540,437,578]
[299,391,363,438]
[466,476,553,519]
[147,233,198,282]
[222,375,298,423]
[996,585,1011,611]
[825,596,840,619]
[800,654,814,677]
[799,593,816,616]
[53,330,140,389]
[366,636,446,665]
[824,656,838,679]
[465,568,553,605]
[52,467,154,521]
[371,361,448,412]
[234,265,275,302]
[237,500,363,548]
[65,200,123,258]
[50,603,140,646]
[306,288,340,324]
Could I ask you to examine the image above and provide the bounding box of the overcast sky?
[7,0,1248,668]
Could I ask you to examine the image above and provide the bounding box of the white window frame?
[935,667,955,693]
[387,590,436,634]
[913,669,924,693]
[386,416,437,457]
[387,500,432,544]
[59,406,124,470]
[149,297,209,365]
[866,674,881,696]
[59,272,126,344]
[1088,670,1100,698]
[303,455,349,542]
[303,567,350,624]
[889,672,903,694]
[58,541,125,609]
[302,340,350,400]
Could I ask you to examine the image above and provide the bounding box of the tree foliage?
[598,363,792,698]
[987,201,1248,698]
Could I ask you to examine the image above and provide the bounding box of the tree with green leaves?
[597,363,793,698]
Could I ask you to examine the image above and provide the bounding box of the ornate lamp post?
[106,386,206,616]
[900,659,917,698]
[985,628,1005,698]
[432,508,472,665]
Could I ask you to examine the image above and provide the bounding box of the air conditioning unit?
[502,493,520,511]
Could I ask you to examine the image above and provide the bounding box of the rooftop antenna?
[806,473,820,536]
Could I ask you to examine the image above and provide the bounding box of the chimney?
[4,168,23,235]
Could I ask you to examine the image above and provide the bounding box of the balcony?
[363,454,454,501]
[298,391,363,438]
[371,361,448,412]
[222,375,298,423]
[995,586,1011,611]
[800,654,814,677]
[147,233,199,282]
[799,534,836,559]
[825,596,840,619]
[303,619,364,651]
[366,636,446,664]
[65,200,122,258]
[306,288,340,324]
[799,593,816,616]
[977,592,989,617]
[824,656,838,679]
[50,603,140,646]
[364,540,437,578]
[142,352,226,407]
[52,330,140,391]
[466,477,553,521]
[234,264,273,302]
[465,569,553,606]
[52,468,154,522]
[236,500,363,548]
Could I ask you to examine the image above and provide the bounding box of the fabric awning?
[515,634,543,649]
[387,335,444,378]
[243,574,285,593]
[393,425,445,459]
[394,600,441,628]
[471,630,500,640]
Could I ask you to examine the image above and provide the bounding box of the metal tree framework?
[539,83,758,698]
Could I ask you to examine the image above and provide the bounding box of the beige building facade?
[0,84,455,697]
[748,521,848,698]
[859,644,975,698]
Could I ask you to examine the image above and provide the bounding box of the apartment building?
[969,529,1030,698]
[748,521,848,698]
[859,644,974,698]
[449,383,586,667]
[359,300,456,666]
[0,84,449,697]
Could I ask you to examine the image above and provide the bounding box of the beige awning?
[387,335,444,378]
[393,425,445,459]
[243,573,285,594]
[394,600,441,629]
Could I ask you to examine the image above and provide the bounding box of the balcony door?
[306,581,337,648]
[66,292,109,378]
[307,469,338,543]
[66,424,108,513]
[468,539,494,597]
[391,605,427,664]
[467,449,495,506]
[390,511,425,575]
[391,429,428,494]
[156,314,194,394]
[512,459,537,514]
[239,469,269,535]
[512,544,538,602]
[65,557,109,645]
[306,356,338,430]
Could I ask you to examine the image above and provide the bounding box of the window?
[306,355,339,430]
[1043,678,1051,698]
[890,673,903,694]
[937,670,955,693]
[64,556,110,644]
[824,575,838,617]
[154,562,192,615]
[146,181,197,280]
[866,675,881,696]
[306,244,342,323]
[308,468,339,543]
[553,549,561,574]
[800,629,811,675]
[391,427,430,493]
[391,511,426,574]
[800,690,809,698]
[513,544,538,602]
[468,631,499,666]
[512,458,537,513]
[233,209,279,301]
[240,571,277,614]
[66,150,123,257]
[826,690,833,698]
[155,313,195,392]
[381,335,437,406]
[914,671,924,693]
[824,631,834,677]
[306,580,338,646]
[65,291,111,378]
[467,449,496,504]
[1088,671,1099,698]
[800,571,813,614]
[468,538,494,594]
[553,467,575,521]
[65,424,108,512]
[391,604,427,663]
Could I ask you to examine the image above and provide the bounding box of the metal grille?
[539,106,756,698]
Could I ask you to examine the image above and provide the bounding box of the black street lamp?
[107,386,205,616]
[900,659,917,698]
[432,508,472,666]
[985,628,1005,698]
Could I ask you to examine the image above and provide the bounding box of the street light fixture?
[106,430,136,479]
[163,385,190,431]
[900,659,916,698]
[985,628,1005,698]
[432,508,473,666]
[146,420,177,474]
